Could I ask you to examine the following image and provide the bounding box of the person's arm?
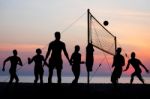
[28,56,34,64]
[2,57,10,71]
[45,43,51,62]
[124,60,130,71]
[63,44,70,63]
[79,54,84,64]
[112,56,115,68]
[18,57,23,66]
[69,54,73,66]
[122,56,125,66]
[42,55,48,67]
[140,61,149,73]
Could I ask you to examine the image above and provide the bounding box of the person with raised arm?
[2,49,23,84]
[124,52,149,84]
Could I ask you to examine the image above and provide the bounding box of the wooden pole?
[87,9,90,84]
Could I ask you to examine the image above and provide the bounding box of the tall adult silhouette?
[45,32,70,84]
[70,45,84,84]
[86,43,94,84]
[28,48,45,84]
[2,49,23,84]
[111,47,125,85]
[124,52,149,84]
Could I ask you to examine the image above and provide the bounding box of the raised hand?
[2,68,5,72]
[146,69,149,73]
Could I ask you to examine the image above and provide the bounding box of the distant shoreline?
[0,76,150,84]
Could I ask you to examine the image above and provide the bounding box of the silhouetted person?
[28,48,45,84]
[86,43,94,84]
[124,52,149,84]
[111,48,125,85]
[45,32,70,84]
[70,45,84,84]
[86,43,94,72]
[2,49,23,84]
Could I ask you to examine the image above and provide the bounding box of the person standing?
[70,45,84,84]
[111,47,125,85]
[45,32,70,84]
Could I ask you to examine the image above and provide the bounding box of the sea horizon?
[0,76,150,84]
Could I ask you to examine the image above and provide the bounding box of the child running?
[28,48,46,84]
[2,49,23,84]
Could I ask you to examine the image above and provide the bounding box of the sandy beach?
[0,82,149,99]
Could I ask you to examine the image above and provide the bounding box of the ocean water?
[0,76,150,84]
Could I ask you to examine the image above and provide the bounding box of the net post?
[87,71,90,85]
[87,9,90,84]
[114,36,117,55]
[87,9,90,44]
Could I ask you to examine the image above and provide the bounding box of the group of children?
[2,49,45,84]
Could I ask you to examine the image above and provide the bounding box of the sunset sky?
[0,0,150,77]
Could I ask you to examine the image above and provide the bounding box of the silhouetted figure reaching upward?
[124,52,149,84]
[111,48,125,85]
[2,50,23,84]
[70,45,84,84]
[28,48,45,84]
[45,32,70,84]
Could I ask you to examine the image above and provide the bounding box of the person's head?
[87,43,93,48]
[131,52,136,58]
[75,45,80,52]
[116,47,122,54]
[36,48,42,55]
[55,31,61,41]
[13,49,17,56]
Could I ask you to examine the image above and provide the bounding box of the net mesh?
[88,12,116,56]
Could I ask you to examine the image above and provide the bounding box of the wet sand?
[0,82,149,99]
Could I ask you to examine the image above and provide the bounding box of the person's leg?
[9,73,13,84]
[137,73,144,84]
[117,68,123,84]
[14,72,19,83]
[48,67,53,84]
[57,69,62,84]
[40,69,44,84]
[34,70,38,83]
[130,72,136,84]
[72,68,76,83]
[74,69,80,83]
[111,70,117,85]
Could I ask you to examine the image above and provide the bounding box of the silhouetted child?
[2,49,23,84]
[111,47,125,85]
[28,48,45,84]
[124,52,149,84]
[70,45,84,84]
